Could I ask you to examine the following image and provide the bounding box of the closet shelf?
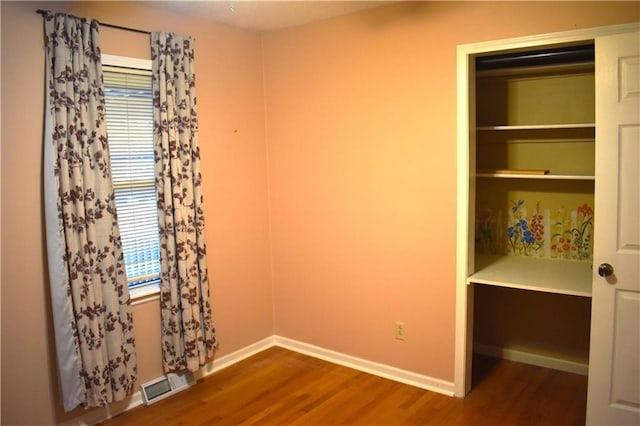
[476,170,595,180]
[477,123,595,131]
[468,255,592,297]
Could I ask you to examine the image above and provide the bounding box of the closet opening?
[466,41,595,393]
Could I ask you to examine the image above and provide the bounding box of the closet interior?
[469,43,596,376]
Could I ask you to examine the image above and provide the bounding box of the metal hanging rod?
[476,44,595,71]
[36,9,151,35]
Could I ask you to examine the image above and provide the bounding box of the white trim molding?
[61,335,454,425]
[101,53,152,71]
[196,336,276,379]
[59,337,275,426]
[274,336,455,397]
[59,393,144,426]
[474,344,589,376]
[130,283,160,305]
[196,335,455,396]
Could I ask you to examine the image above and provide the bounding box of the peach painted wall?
[262,1,639,381]
[1,1,272,424]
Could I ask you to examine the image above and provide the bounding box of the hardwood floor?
[99,347,587,425]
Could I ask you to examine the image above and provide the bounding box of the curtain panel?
[151,32,217,372]
[42,11,137,411]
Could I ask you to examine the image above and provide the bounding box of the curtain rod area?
[36,9,151,35]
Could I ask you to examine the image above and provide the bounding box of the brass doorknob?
[598,263,614,278]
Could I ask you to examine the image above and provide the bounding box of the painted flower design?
[477,208,494,253]
[578,204,593,218]
[507,201,537,255]
[574,203,594,259]
[479,199,593,261]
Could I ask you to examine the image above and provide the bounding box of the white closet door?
[587,29,640,426]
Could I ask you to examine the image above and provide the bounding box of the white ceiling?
[145,1,393,31]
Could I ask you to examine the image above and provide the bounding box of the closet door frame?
[454,22,639,398]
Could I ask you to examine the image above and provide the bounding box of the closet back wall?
[1,2,272,424]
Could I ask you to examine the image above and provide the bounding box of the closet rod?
[36,9,151,35]
[476,45,594,70]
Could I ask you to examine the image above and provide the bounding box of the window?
[103,55,160,298]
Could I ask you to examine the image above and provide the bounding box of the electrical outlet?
[395,321,406,341]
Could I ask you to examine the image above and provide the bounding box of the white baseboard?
[62,335,455,425]
[273,336,455,396]
[59,391,144,426]
[196,336,276,379]
[60,337,275,426]
[195,335,455,397]
[474,343,589,376]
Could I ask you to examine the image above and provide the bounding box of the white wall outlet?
[395,321,406,340]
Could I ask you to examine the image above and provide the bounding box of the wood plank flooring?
[98,346,587,425]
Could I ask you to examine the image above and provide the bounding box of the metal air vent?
[140,371,194,405]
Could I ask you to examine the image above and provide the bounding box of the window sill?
[130,283,160,306]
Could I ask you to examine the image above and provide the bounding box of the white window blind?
[104,65,160,289]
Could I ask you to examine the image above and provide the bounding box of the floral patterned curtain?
[151,32,217,372]
[42,11,137,411]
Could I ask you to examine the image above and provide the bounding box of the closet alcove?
[469,43,596,380]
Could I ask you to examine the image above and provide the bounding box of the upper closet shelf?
[476,170,595,180]
[477,123,595,131]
